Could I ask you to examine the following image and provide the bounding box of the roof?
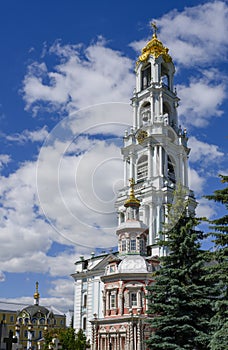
[0,301,64,316]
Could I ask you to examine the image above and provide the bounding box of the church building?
[72,25,196,349]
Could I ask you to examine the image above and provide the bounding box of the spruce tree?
[147,186,213,349]
[204,175,228,350]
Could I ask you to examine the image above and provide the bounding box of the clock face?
[137,130,148,144]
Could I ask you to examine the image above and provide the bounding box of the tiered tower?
[116,24,196,256]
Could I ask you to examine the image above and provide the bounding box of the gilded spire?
[34,281,40,305]
[138,23,172,63]
[124,178,140,208]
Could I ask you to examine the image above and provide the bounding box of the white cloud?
[196,198,217,219]
[0,154,11,169]
[177,77,225,127]
[157,1,228,67]
[22,39,134,116]
[188,136,224,163]
[5,126,49,143]
[0,271,5,282]
[0,106,132,276]
[131,2,228,67]
[188,167,205,195]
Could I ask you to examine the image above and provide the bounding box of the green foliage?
[147,208,213,349]
[75,328,87,349]
[43,327,87,350]
[59,327,77,350]
[204,175,228,349]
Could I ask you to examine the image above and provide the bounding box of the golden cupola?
[138,22,172,63]
[124,178,140,208]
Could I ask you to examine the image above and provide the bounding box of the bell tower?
[116,24,196,256]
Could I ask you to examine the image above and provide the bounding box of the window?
[83,294,87,307]
[137,155,148,181]
[140,239,145,254]
[109,265,116,273]
[168,156,175,183]
[130,239,136,251]
[121,239,126,252]
[39,331,42,339]
[24,330,28,338]
[32,318,37,325]
[10,315,14,323]
[130,292,137,307]
[141,63,151,90]
[39,318,45,325]
[110,293,116,309]
[83,317,86,330]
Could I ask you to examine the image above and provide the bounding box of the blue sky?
[0,0,227,312]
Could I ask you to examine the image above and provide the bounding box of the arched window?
[39,318,45,325]
[121,239,126,252]
[83,294,87,308]
[140,101,151,126]
[130,292,137,307]
[161,63,170,89]
[32,318,37,325]
[137,155,148,181]
[141,63,151,90]
[168,156,175,183]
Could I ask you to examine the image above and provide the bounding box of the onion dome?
[138,22,172,63]
[124,178,140,208]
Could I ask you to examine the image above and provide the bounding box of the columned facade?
[115,27,196,255]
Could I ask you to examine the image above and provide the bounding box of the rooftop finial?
[151,21,158,37]
[124,178,140,208]
[34,281,40,305]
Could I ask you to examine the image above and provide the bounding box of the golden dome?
[138,23,172,63]
[124,178,140,208]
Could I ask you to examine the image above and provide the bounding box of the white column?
[149,204,153,246]
[184,156,188,187]
[124,158,128,187]
[178,154,183,183]
[129,153,134,179]
[147,144,152,180]
[159,90,163,116]
[156,205,161,237]
[153,146,157,177]
[137,291,141,309]
[159,146,163,176]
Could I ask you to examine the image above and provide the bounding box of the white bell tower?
[116,24,196,256]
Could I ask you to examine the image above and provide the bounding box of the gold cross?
[151,21,158,36]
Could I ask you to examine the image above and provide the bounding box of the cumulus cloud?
[155,1,228,67]
[0,271,5,282]
[0,154,11,170]
[177,77,225,127]
[130,2,228,67]
[188,136,224,163]
[5,126,49,143]
[22,39,134,116]
[188,167,205,195]
[196,198,217,219]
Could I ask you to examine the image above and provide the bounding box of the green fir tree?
[204,175,228,350]
[147,186,213,349]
